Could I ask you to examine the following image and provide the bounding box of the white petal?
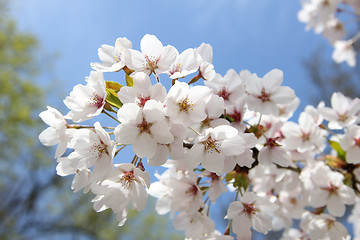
[39,127,59,146]
[151,121,174,144]
[114,124,138,144]
[346,147,360,164]
[141,34,163,57]
[133,133,157,158]
[117,103,141,123]
[263,69,283,92]
[131,181,148,211]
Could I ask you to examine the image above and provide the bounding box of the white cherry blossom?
[115,100,174,158]
[186,125,246,175]
[319,92,360,129]
[39,106,74,158]
[64,71,107,122]
[225,191,277,239]
[124,34,177,76]
[91,37,132,72]
[91,163,150,226]
[117,72,167,106]
[245,69,296,115]
[168,48,202,79]
[165,81,210,127]
[332,40,356,67]
[340,125,360,164]
[67,122,116,182]
[205,69,244,108]
[173,211,215,239]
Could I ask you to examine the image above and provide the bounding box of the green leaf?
[343,173,353,188]
[105,89,123,109]
[233,173,249,191]
[225,171,236,182]
[328,140,346,161]
[106,81,122,92]
[125,73,133,87]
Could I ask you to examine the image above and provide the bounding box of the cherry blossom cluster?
[298,0,360,67]
[39,34,360,239]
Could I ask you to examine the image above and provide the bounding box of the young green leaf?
[105,89,123,109]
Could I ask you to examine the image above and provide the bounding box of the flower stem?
[188,126,201,135]
[103,110,121,123]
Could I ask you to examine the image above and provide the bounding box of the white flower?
[205,69,244,108]
[307,162,355,217]
[117,72,167,106]
[341,125,360,164]
[115,100,174,158]
[281,112,327,153]
[148,123,186,166]
[332,40,356,67]
[173,211,215,239]
[225,96,247,131]
[39,106,74,158]
[322,17,346,44]
[258,137,291,167]
[223,132,257,172]
[170,174,204,216]
[55,157,92,193]
[196,43,215,81]
[245,69,296,115]
[277,96,300,121]
[91,163,150,226]
[185,230,234,240]
[165,81,210,127]
[67,122,116,182]
[64,71,107,122]
[202,171,227,203]
[147,169,174,215]
[168,48,202,79]
[91,37,132,72]
[348,197,360,240]
[304,213,349,240]
[319,92,360,129]
[196,43,213,64]
[124,34,177,76]
[186,125,246,175]
[225,191,277,238]
[189,94,228,140]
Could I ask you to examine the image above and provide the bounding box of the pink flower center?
[144,55,158,71]
[321,183,339,195]
[91,93,104,109]
[91,141,108,157]
[137,96,150,107]
[264,137,280,148]
[186,184,199,196]
[242,202,257,217]
[218,88,230,100]
[228,110,242,123]
[208,172,220,181]
[137,119,152,134]
[257,88,271,102]
[120,170,135,189]
[301,131,310,141]
[202,137,221,154]
[355,138,360,146]
[169,63,181,75]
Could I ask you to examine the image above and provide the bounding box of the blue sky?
[11,0,329,111]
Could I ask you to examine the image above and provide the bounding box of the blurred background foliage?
[303,24,360,105]
[0,0,181,239]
